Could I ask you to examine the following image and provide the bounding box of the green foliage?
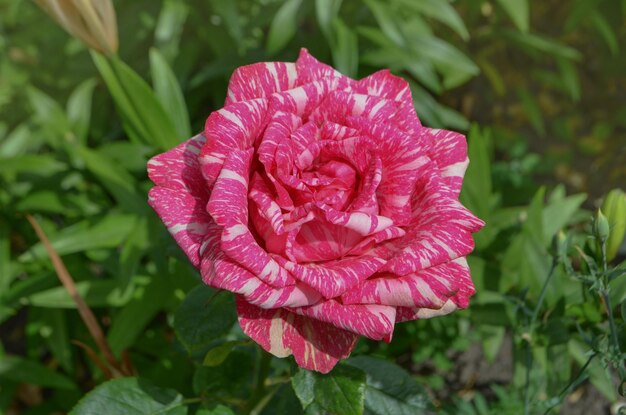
[70,377,187,415]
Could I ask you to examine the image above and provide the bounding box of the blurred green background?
[0,0,625,414]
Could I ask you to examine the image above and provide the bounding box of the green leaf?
[292,369,316,408]
[347,356,432,414]
[292,365,365,415]
[193,350,254,398]
[38,309,73,372]
[495,0,529,32]
[517,88,545,135]
[0,124,33,157]
[266,0,303,55]
[316,0,343,39]
[26,87,71,145]
[155,0,189,61]
[460,126,496,249]
[91,53,180,151]
[202,340,244,367]
[174,286,237,353]
[70,377,187,415]
[0,221,13,293]
[470,303,511,326]
[19,214,136,262]
[396,0,469,40]
[0,155,66,177]
[66,78,98,144]
[408,35,479,89]
[209,0,243,47]
[557,58,580,101]
[591,11,618,55]
[331,18,358,78]
[0,355,75,389]
[197,405,236,415]
[503,31,582,61]
[359,38,441,93]
[25,279,132,308]
[602,189,626,261]
[76,146,145,213]
[107,278,170,355]
[364,0,406,48]
[15,191,68,214]
[542,187,586,243]
[568,340,616,402]
[150,48,191,139]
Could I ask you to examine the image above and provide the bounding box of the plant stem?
[542,352,597,415]
[26,214,126,377]
[523,341,532,415]
[524,257,559,415]
[245,348,272,413]
[529,258,558,332]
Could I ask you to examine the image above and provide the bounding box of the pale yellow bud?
[34,0,118,55]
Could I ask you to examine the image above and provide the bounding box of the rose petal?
[268,77,354,119]
[342,257,474,309]
[296,48,346,84]
[316,203,393,236]
[311,91,400,126]
[147,135,213,267]
[147,133,206,194]
[249,173,285,235]
[237,297,358,373]
[348,155,382,215]
[354,69,422,134]
[207,149,294,287]
[348,117,430,226]
[200,99,268,186]
[289,300,396,341]
[395,300,459,323]
[276,254,386,299]
[202,247,321,308]
[378,168,484,274]
[428,128,469,197]
[148,187,214,268]
[226,62,298,104]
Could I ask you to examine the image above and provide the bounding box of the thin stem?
[529,258,558,332]
[523,342,532,415]
[250,385,281,415]
[245,348,272,413]
[524,257,559,415]
[26,214,125,376]
[542,353,597,415]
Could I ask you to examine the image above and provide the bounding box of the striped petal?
[378,167,484,274]
[226,62,298,104]
[342,257,474,309]
[396,300,459,323]
[428,128,469,197]
[355,69,422,134]
[296,48,346,84]
[276,255,386,299]
[289,300,396,341]
[200,99,268,187]
[207,149,294,287]
[202,246,320,309]
[147,135,213,267]
[237,297,358,373]
[147,133,206,194]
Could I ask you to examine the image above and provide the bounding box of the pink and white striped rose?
[148,49,484,373]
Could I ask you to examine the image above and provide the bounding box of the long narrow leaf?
[150,48,190,138]
[91,52,180,151]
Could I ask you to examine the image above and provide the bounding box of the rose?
[148,49,484,373]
